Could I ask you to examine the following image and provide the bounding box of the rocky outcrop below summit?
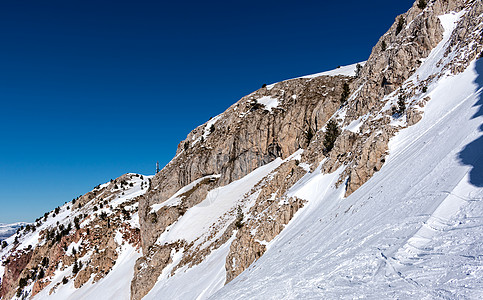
[133,74,354,299]
[134,0,483,299]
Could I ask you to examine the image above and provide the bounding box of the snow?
[3,8,482,300]
[65,238,83,256]
[344,114,369,133]
[160,158,284,244]
[256,96,280,112]
[299,62,365,79]
[213,63,483,300]
[150,174,221,213]
[144,235,236,300]
[193,115,222,146]
[408,11,465,83]
[33,243,141,300]
[0,173,151,300]
[264,62,365,90]
[211,15,483,300]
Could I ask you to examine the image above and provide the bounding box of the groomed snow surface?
[211,59,483,299]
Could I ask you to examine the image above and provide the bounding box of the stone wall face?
[2,1,482,300]
[134,1,483,298]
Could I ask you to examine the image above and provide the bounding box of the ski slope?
[211,58,483,299]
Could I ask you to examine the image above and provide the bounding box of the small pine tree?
[396,16,405,35]
[235,207,244,229]
[41,257,49,267]
[340,82,350,104]
[73,260,79,274]
[18,277,27,289]
[355,64,362,77]
[397,94,406,114]
[62,277,68,284]
[37,268,45,279]
[150,212,157,223]
[417,0,427,9]
[323,120,340,152]
[74,217,80,230]
[306,127,314,146]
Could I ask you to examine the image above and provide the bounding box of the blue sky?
[0,0,414,223]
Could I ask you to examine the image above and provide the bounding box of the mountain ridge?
[1,0,482,299]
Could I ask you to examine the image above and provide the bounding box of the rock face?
[133,74,354,299]
[133,0,483,299]
[0,173,150,299]
[0,249,32,299]
[139,74,353,249]
[1,1,482,299]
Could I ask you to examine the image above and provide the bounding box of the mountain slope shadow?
[458,57,483,187]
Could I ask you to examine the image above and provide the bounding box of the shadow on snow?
[457,57,483,187]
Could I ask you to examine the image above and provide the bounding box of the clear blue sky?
[0,0,414,223]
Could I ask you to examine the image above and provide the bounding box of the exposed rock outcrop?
[0,174,149,299]
[134,1,483,298]
[1,1,482,299]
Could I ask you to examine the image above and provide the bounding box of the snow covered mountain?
[1,0,482,299]
[0,224,29,242]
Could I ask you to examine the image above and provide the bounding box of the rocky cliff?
[1,0,482,299]
[0,174,151,299]
[134,0,483,298]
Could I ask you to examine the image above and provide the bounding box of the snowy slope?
[298,62,365,79]
[211,53,483,300]
[264,62,365,90]
[32,243,141,300]
[0,174,152,300]
[3,5,482,300]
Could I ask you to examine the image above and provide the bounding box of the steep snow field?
[32,243,140,300]
[211,58,483,299]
